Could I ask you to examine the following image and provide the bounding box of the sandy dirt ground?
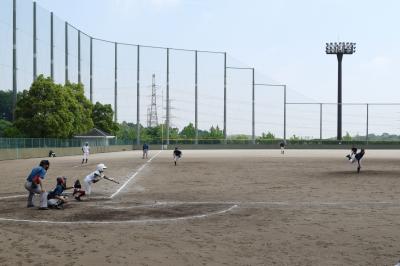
[0,149,400,266]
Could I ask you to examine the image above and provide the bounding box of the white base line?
[0,195,25,200]
[0,204,238,225]
[109,150,162,199]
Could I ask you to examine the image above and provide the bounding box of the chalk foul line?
[109,150,162,199]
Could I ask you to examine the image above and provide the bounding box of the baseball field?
[0,149,399,265]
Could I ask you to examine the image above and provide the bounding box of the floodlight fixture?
[325,41,356,140]
[325,42,356,55]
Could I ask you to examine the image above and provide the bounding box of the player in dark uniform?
[142,143,149,159]
[173,147,182,166]
[346,147,365,173]
[279,141,285,154]
[47,176,69,209]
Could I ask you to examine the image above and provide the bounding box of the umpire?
[24,160,50,210]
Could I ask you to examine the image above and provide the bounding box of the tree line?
[1,75,271,141]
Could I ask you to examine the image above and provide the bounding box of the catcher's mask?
[56,176,67,187]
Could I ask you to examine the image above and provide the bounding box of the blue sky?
[8,0,400,136]
[34,0,400,100]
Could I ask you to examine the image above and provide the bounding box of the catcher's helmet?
[56,176,66,186]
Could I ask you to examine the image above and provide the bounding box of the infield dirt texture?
[0,149,400,265]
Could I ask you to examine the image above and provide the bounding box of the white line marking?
[0,195,25,200]
[109,150,162,199]
[0,204,238,224]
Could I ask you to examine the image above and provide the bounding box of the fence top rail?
[39,2,226,54]
[286,102,400,105]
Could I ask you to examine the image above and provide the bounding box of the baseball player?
[346,147,365,173]
[83,164,118,198]
[279,141,286,154]
[173,147,182,166]
[72,179,86,201]
[81,142,90,164]
[47,176,70,209]
[24,160,50,210]
[142,143,149,159]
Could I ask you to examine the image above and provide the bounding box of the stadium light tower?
[325,42,356,140]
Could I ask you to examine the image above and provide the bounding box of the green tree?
[116,122,137,140]
[259,131,275,140]
[343,131,352,141]
[290,134,300,141]
[65,82,94,134]
[14,75,95,138]
[92,101,118,134]
[14,76,76,138]
[208,125,224,139]
[180,123,196,139]
[229,134,250,140]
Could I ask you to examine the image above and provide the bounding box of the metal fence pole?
[252,68,255,144]
[284,85,287,143]
[223,52,227,143]
[320,103,323,141]
[114,42,118,122]
[33,1,37,81]
[50,12,54,80]
[366,103,369,144]
[166,48,170,145]
[136,45,140,145]
[65,22,68,84]
[89,37,93,103]
[78,30,81,83]
[12,0,17,121]
[195,50,198,145]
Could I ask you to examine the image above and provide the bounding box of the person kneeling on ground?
[47,176,70,209]
[72,179,86,201]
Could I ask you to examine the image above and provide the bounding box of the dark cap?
[39,160,50,167]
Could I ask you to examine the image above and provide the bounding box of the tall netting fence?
[1,0,400,148]
[0,0,13,102]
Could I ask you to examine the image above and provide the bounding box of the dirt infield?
[0,149,400,265]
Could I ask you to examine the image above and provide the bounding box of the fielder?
[173,147,182,166]
[83,164,119,198]
[81,142,90,164]
[279,141,286,154]
[346,147,365,173]
[24,160,50,210]
[142,143,149,159]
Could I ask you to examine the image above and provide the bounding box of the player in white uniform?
[82,142,90,164]
[84,164,107,197]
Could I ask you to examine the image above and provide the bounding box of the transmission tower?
[147,74,159,127]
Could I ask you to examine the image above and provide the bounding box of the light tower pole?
[325,42,356,140]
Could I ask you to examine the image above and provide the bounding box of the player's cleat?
[357,166,361,173]
[27,204,35,208]
[38,207,49,210]
[345,154,351,160]
[75,196,81,201]
[174,161,176,166]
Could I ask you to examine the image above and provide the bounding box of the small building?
[74,128,115,146]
